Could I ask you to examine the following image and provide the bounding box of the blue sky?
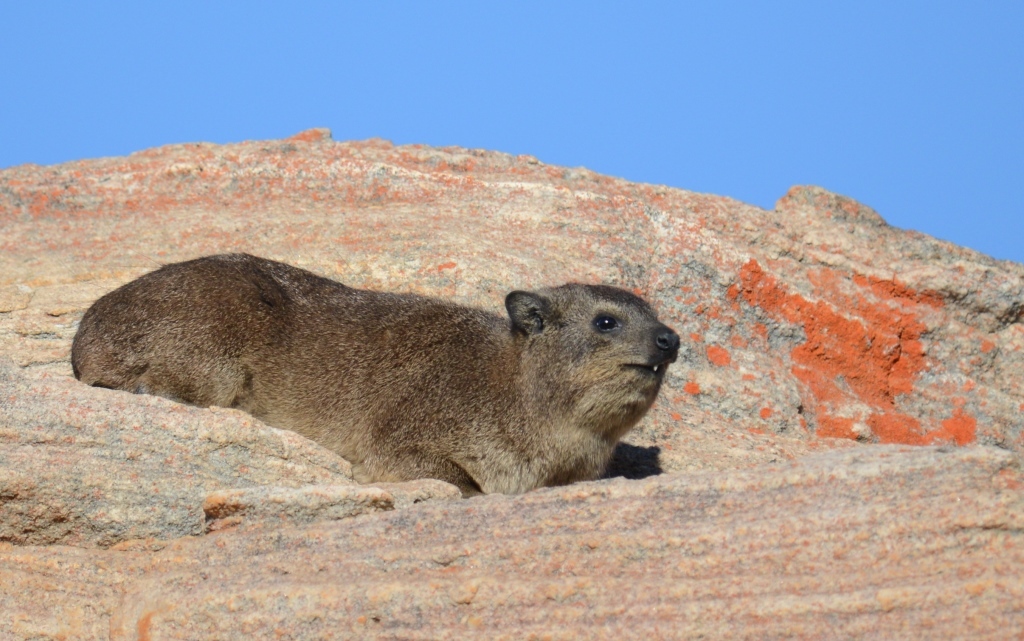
[2,2,1021,264]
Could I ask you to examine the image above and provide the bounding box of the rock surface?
[2,445,1022,639]
[1,129,1023,637]
[0,358,355,547]
[1,128,1021,472]
[203,479,462,533]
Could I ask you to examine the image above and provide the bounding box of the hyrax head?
[506,284,680,434]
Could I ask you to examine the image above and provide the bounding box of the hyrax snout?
[71,253,679,495]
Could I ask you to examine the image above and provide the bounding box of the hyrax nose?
[655,328,680,356]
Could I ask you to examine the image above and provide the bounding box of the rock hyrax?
[71,254,680,495]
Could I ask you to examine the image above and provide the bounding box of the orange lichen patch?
[285,128,332,143]
[816,416,858,440]
[730,335,748,349]
[684,381,701,395]
[689,333,702,343]
[747,427,766,435]
[742,373,757,381]
[980,340,995,354]
[670,412,682,421]
[752,323,768,341]
[436,261,457,272]
[707,346,731,367]
[759,407,773,420]
[868,413,925,445]
[930,408,978,446]
[736,259,972,446]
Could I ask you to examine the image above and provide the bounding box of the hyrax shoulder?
[72,253,679,496]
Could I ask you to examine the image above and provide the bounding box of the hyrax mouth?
[624,361,669,377]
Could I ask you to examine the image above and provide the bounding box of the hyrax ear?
[505,290,552,335]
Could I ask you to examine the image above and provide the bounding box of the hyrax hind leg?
[131,357,257,410]
[73,330,255,410]
[352,450,483,498]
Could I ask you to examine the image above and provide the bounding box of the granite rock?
[1,128,1020,474]
[1,446,1020,639]
[203,480,462,532]
[1,130,1023,637]
[0,358,354,547]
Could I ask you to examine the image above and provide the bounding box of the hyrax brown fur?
[72,254,679,496]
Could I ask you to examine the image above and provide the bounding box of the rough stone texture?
[0,358,354,547]
[1,130,1023,637]
[1,128,1021,475]
[1,446,1021,639]
[203,480,462,533]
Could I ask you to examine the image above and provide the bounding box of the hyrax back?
[72,254,680,495]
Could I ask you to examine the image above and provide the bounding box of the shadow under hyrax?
[72,253,680,496]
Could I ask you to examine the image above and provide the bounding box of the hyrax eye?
[593,315,620,332]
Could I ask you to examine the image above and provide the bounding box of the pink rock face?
[2,128,1021,471]
[0,359,356,547]
[1,129,1022,637]
[2,446,1022,639]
